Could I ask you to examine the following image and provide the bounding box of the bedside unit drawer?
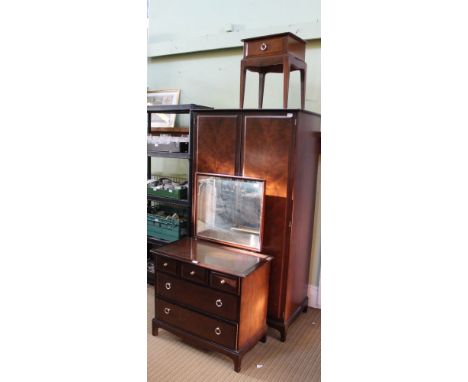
[156,299,238,349]
[181,263,208,285]
[210,272,239,295]
[155,255,178,276]
[156,273,239,321]
[245,37,284,58]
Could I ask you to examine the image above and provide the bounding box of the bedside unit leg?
[233,355,242,373]
[260,334,267,343]
[152,319,159,336]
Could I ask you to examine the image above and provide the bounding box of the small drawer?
[181,263,208,285]
[157,273,239,321]
[156,298,238,349]
[155,255,178,276]
[245,37,284,58]
[210,272,239,295]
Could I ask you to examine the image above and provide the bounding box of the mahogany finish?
[151,237,271,372]
[193,109,321,341]
[155,298,238,349]
[156,272,239,321]
[240,32,307,109]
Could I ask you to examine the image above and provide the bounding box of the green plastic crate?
[147,213,187,242]
[147,186,187,200]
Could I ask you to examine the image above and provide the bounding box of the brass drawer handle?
[163,262,168,268]
[190,271,195,276]
[260,43,268,51]
[215,327,222,336]
[165,282,171,290]
[215,299,223,308]
[164,307,171,315]
[220,279,226,285]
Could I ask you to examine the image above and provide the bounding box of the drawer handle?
[260,43,268,51]
[190,271,195,276]
[163,262,168,268]
[164,307,171,315]
[215,327,222,336]
[215,299,223,308]
[165,282,171,290]
[220,279,226,285]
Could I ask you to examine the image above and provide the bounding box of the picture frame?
[147,89,181,128]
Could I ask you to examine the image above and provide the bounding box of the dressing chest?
[152,237,271,372]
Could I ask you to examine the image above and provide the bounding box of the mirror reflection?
[196,174,265,251]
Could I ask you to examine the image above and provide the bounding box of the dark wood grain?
[210,272,240,296]
[156,298,238,349]
[238,260,270,348]
[156,272,239,321]
[194,114,239,175]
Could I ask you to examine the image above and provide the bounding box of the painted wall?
[147,1,321,287]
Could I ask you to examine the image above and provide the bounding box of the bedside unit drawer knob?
[165,282,171,290]
[220,279,226,285]
[260,43,268,51]
[163,262,168,267]
[190,271,195,276]
[215,327,222,336]
[164,308,171,315]
[215,299,223,308]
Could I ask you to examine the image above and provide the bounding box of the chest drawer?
[245,36,285,58]
[155,255,178,276]
[156,273,239,321]
[156,298,238,349]
[210,272,239,295]
[181,263,208,285]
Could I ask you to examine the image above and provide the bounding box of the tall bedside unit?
[147,104,211,284]
[192,109,321,341]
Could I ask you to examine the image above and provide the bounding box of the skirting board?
[307,284,321,309]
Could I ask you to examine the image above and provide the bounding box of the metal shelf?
[147,151,190,159]
[147,195,189,207]
[147,104,212,114]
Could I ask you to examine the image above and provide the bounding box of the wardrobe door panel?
[242,115,294,319]
[195,115,240,175]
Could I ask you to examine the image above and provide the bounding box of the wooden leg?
[283,58,290,108]
[233,355,242,373]
[240,64,247,108]
[260,334,267,343]
[302,296,309,313]
[280,328,287,342]
[152,319,159,336]
[300,67,306,109]
[258,72,266,109]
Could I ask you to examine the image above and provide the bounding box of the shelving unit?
[147,104,212,284]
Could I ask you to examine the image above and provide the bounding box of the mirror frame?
[193,172,266,252]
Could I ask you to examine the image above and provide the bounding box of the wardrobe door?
[242,115,294,319]
[194,114,240,175]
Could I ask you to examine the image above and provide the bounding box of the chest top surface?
[151,237,269,277]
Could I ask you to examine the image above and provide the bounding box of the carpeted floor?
[147,285,321,381]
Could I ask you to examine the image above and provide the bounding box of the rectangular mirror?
[195,173,265,252]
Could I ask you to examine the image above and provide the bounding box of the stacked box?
[147,186,187,200]
[147,213,187,242]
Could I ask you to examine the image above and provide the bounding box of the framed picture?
[147,89,181,128]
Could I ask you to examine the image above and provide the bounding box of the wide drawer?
[156,272,239,321]
[156,298,238,349]
[210,272,239,295]
[245,37,284,58]
[155,255,178,276]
